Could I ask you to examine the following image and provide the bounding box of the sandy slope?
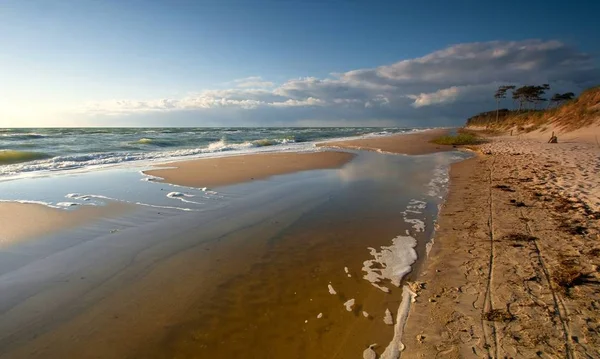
[402,138,600,358]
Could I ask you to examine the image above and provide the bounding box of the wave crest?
[0,133,47,140]
[0,150,51,165]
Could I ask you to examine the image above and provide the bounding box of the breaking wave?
[0,150,52,165]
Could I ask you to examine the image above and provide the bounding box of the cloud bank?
[78,40,600,127]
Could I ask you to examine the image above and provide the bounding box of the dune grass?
[431,133,486,146]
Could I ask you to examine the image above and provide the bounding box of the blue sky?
[1,0,599,127]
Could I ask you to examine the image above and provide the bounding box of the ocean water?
[0,127,419,177]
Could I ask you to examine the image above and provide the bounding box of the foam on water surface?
[384,308,394,325]
[327,284,337,295]
[362,234,418,292]
[363,344,378,359]
[343,298,355,312]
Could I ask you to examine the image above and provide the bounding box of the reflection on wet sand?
[0,150,466,359]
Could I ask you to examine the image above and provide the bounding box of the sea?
[0,127,419,177]
[0,127,449,211]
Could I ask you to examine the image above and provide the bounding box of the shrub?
[431,133,486,146]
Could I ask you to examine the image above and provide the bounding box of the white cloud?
[232,76,274,88]
[269,97,326,107]
[408,84,497,108]
[63,40,600,126]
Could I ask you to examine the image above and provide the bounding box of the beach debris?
[417,334,425,344]
[305,320,308,324]
[317,313,323,319]
[383,308,394,325]
[407,281,426,295]
[483,309,515,322]
[344,299,355,312]
[328,284,337,295]
[344,266,352,277]
[362,311,370,318]
[493,184,515,192]
[362,344,378,359]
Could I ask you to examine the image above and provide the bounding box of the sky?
[1,0,599,127]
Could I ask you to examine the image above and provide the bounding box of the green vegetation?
[431,132,486,146]
[466,85,600,132]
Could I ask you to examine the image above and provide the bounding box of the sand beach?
[1,126,598,358]
[402,133,600,358]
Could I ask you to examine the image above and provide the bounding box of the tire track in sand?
[515,171,574,359]
[481,157,499,359]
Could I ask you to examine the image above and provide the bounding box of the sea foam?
[362,234,418,293]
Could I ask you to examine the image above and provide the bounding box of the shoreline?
[0,127,444,182]
[143,151,355,188]
[316,128,451,155]
[401,135,600,357]
[143,128,452,188]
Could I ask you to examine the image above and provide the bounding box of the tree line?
[493,84,575,121]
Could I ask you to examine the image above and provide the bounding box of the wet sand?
[317,128,452,155]
[144,150,355,188]
[402,137,600,357]
[0,148,461,359]
[0,202,132,246]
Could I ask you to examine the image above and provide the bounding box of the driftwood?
[548,131,558,143]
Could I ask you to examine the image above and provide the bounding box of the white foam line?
[380,286,417,359]
[139,170,229,200]
[84,194,200,212]
[0,199,67,210]
[56,202,79,207]
[166,192,205,205]
[140,171,165,182]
